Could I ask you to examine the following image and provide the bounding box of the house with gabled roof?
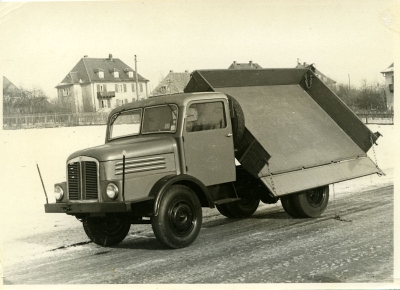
[56,54,149,112]
[150,70,191,97]
[228,61,262,69]
[381,63,394,110]
[3,76,21,99]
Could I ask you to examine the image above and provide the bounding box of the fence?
[357,113,394,125]
[2,111,394,130]
[3,112,110,129]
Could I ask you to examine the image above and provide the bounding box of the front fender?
[150,174,214,216]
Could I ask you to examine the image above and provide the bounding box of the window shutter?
[123,84,127,92]
[97,84,100,92]
[132,83,135,92]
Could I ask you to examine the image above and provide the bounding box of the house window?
[123,84,127,92]
[99,71,104,78]
[113,71,119,78]
[97,84,105,92]
[62,88,70,96]
[128,71,133,78]
[132,84,135,92]
[140,83,143,92]
[115,84,124,92]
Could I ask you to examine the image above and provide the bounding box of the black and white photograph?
[0,0,397,289]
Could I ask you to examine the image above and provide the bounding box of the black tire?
[281,195,302,218]
[225,195,260,218]
[152,185,202,249]
[227,95,245,150]
[292,186,329,218]
[216,203,236,218]
[83,215,131,247]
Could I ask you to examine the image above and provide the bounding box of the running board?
[214,198,241,205]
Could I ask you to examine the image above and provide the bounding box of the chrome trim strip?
[115,156,165,166]
[115,165,167,175]
[115,160,166,170]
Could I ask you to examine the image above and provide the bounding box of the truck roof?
[109,92,227,116]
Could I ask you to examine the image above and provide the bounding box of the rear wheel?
[281,196,302,218]
[225,195,260,218]
[152,185,202,249]
[83,215,131,247]
[216,203,236,218]
[292,186,329,218]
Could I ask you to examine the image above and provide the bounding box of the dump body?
[185,68,382,196]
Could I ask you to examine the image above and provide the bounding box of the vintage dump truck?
[44,68,383,249]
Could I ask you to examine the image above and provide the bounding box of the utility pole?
[135,55,139,101]
[348,74,351,89]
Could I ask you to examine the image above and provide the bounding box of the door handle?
[227,133,233,137]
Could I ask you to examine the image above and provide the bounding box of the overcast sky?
[0,0,397,98]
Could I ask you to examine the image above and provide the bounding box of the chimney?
[170,70,173,73]
[233,61,237,65]
[249,61,253,67]
[84,55,88,58]
[109,54,113,61]
[185,70,188,73]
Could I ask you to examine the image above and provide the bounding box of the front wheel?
[152,185,202,249]
[83,215,131,247]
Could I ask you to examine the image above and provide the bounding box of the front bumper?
[45,202,131,214]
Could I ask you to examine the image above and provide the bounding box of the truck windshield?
[109,109,142,139]
[109,104,178,140]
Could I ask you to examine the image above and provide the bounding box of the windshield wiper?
[164,102,177,117]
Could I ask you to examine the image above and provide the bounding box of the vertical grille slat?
[68,162,80,200]
[67,158,99,201]
[84,161,98,200]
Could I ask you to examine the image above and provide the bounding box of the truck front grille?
[67,158,99,200]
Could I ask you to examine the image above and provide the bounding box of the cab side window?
[186,101,226,132]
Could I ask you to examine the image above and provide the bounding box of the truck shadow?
[114,236,165,250]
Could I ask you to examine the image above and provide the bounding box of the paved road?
[3,184,393,284]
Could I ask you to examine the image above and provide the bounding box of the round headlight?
[54,185,64,201]
[106,183,119,200]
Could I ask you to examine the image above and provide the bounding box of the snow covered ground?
[0,124,395,265]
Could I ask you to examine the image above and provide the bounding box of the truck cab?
[45,92,245,248]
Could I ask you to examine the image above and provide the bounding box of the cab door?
[183,98,236,186]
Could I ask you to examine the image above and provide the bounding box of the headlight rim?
[54,185,64,201]
[106,183,119,200]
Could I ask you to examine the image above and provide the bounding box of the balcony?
[97,91,115,98]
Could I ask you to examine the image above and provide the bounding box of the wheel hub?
[169,201,195,236]
[306,189,325,208]
[99,217,124,234]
